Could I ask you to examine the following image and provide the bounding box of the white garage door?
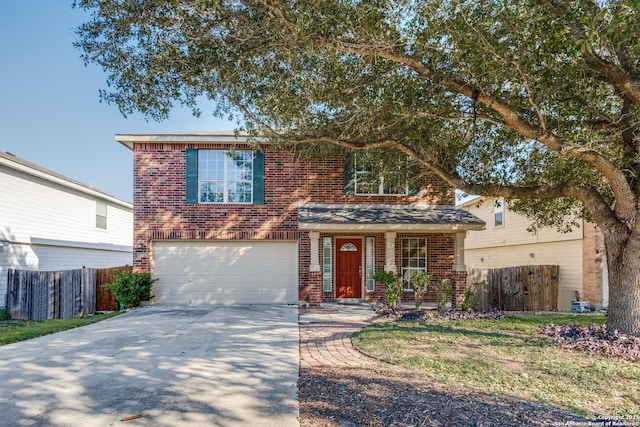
[151,240,298,305]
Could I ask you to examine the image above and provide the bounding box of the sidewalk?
[298,303,381,368]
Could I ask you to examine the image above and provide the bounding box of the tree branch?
[306,37,637,223]
[583,51,640,105]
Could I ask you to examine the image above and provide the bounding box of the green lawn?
[352,313,639,418]
[0,312,121,346]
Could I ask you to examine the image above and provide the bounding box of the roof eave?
[115,132,268,150]
[0,154,132,209]
[298,223,486,232]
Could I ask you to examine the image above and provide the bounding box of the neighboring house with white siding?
[0,151,133,304]
[460,196,608,312]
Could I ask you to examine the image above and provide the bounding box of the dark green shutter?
[344,151,355,194]
[185,148,198,204]
[253,150,265,204]
[408,163,421,195]
[409,179,421,195]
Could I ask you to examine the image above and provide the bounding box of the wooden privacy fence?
[6,265,131,320]
[96,265,132,311]
[468,265,559,311]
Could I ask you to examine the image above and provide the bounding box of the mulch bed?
[299,365,587,426]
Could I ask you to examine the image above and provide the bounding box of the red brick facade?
[130,140,466,307]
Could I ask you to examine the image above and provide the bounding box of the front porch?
[297,204,485,307]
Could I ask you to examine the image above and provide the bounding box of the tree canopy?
[74,0,640,334]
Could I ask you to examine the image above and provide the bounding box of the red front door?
[335,238,362,299]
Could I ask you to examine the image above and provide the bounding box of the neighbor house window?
[401,237,427,291]
[344,152,420,195]
[96,200,107,230]
[323,237,333,292]
[365,237,375,292]
[494,198,504,227]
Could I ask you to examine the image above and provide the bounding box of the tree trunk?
[604,231,640,336]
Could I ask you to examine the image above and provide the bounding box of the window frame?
[323,237,333,292]
[198,149,254,204]
[401,237,427,291]
[365,237,375,292]
[95,200,107,230]
[494,198,504,227]
[345,152,420,196]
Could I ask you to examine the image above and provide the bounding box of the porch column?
[452,232,468,308]
[454,231,466,271]
[309,231,320,272]
[385,231,397,273]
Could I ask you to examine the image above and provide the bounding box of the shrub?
[462,280,486,311]
[408,271,431,310]
[433,279,454,311]
[373,267,402,308]
[0,306,11,321]
[102,270,157,309]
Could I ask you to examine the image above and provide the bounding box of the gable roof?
[0,151,132,209]
[298,203,485,232]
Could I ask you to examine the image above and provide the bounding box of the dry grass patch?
[352,313,639,418]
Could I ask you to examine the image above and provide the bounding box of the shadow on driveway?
[0,305,299,426]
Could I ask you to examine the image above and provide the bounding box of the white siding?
[0,159,133,304]
[0,166,131,246]
[465,240,583,311]
[463,198,585,311]
[464,198,580,250]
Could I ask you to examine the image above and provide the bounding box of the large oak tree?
[74,0,640,335]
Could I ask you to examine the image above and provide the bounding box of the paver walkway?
[298,304,380,368]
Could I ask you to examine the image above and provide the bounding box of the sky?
[0,1,235,203]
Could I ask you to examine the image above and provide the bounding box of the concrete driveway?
[0,305,299,427]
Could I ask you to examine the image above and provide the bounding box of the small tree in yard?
[408,271,431,310]
[102,270,157,309]
[75,1,640,335]
[373,268,402,308]
[462,281,486,311]
[433,280,454,312]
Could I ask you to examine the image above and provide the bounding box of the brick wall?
[132,142,455,304]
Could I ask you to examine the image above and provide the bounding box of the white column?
[385,231,397,273]
[309,231,320,272]
[454,231,466,271]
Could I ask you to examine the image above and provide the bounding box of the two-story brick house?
[116,132,484,307]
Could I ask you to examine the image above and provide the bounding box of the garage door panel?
[151,241,298,305]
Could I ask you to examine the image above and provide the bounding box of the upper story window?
[96,200,107,229]
[494,198,504,227]
[345,152,420,196]
[199,150,253,203]
[185,148,264,205]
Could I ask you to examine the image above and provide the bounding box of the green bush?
[102,270,157,309]
[462,281,485,310]
[433,279,454,311]
[373,267,402,308]
[0,306,11,321]
[408,271,431,310]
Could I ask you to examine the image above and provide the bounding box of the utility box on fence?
[571,301,591,313]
